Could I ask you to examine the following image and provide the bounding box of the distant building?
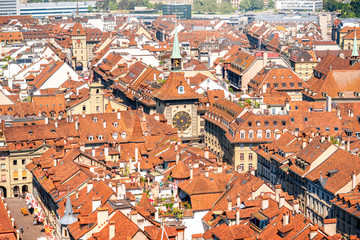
[20,1,96,17]
[162,4,191,20]
[0,0,20,16]
[275,0,322,12]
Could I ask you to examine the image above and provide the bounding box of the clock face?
[172,111,191,131]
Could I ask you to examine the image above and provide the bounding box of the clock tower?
[153,72,201,143]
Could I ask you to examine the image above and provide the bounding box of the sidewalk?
[6,198,47,240]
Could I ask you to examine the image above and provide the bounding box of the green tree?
[350,0,360,17]
[323,0,339,12]
[193,0,205,12]
[204,0,217,13]
[154,2,163,10]
[239,0,251,11]
[249,0,264,10]
[109,1,118,10]
[87,5,93,12]
[267,0,274,8]
[218,1,234,13]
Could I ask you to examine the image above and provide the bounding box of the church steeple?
[59,196,77,226]
[351,27,359,66]
[171,19,182,71]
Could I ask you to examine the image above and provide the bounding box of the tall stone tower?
[70,22,87,71]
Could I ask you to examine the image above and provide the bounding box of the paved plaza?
[6,198,47,240]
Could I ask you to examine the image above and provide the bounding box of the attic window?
[121,132,127,139]
[98,135,103,140]
[93,117,98,123]
[88,135,94,141]
[178,86,185,94]
[113,122,119,127]
[113,132,118,139]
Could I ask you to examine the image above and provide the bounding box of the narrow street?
[5,198,47,240]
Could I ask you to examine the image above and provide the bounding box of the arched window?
[88,135,94,141]
[93,117,97,123]
[113,122,118,127]
[98,135,103,140]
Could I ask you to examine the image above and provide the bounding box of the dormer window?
[178,86,185,94]
[98,135,103,140]
[338,92,344,97]
[113,122,119,127]
[121,132,127,139]
[93,117,98,123]
[112,132,118,139]
[322,92,328,97]
[88,135,94,141]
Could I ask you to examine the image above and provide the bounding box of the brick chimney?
[309,225,318,239]
[323,219,337,236]
[97,207,109,226]
[109,220,115,239]
[92,196,101,212]
[87,180,93,193]
[236,208,240,225]
[227,197,232,211]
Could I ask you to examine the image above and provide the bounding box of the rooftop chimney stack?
[237,193,241,206]
[302,139,307,149]
[104,146,109,157]
[205,168,209,178]
[326,96,332,112]
[204,148,209,159]
[283,214,289,226]
[352,172,357,190]
[323,219,337,236]
[227,197,232,211]
[135,147,139,163]
[92,197,101,212]
[109,220,115,239]
[176,152,179,165]
[87,180,93,193]
[309,226,318,240]
[261,196,269,210]
[236,208,240,225]
[92,148,95,157]
[279,193,285,209]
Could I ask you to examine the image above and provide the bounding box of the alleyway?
[6,198,47,240]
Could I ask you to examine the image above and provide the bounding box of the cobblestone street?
[6,198,47,240]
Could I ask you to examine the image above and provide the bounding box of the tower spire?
[171,17,182,71]
[59,196,77,226]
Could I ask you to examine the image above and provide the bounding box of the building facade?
[275,0,323,12]
[0,0,20,16]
